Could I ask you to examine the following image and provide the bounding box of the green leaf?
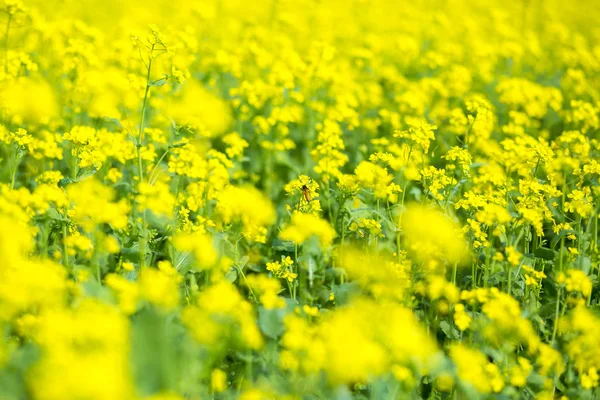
[58,177,74,187]
[76,167,98,181]
[537,301,557,319]
[131,309,190,395]
[332,282,359,305]
[46,207,67,222]
[0,344,39,399]
[247,263,263,272]
[225,267,238,283]
[550,229,577,249]
[237,255,249,269]
[149,75,169,87]
[534,247,557,261]
[439,320,453,338]
[102,116,123,128]
[258,307,285,339]
[272,239,295,252]
[580,255,592,275]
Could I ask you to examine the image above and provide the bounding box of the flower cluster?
[0,0,599,398]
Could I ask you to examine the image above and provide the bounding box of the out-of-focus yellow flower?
[450,344,504,394]
[136,180,176,218]
[280,298,439,385]
[0,217,67,320]
[138,267,181,310]
[280,213,336,247]
[172,231,218,270]
[165,81,232,137]
[401,204,469,267]
[557,269,592,297]
[211,368,227,393]
[67,179,130,231]
[217,185,275,243]
[105,274,139,315]
[29,300,134,400]
[0,78,58,123]
[182,282,263,350]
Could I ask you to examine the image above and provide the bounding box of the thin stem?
[326,179,332,221]
[236,263,258,303]
[62,223,70,269]
[136,46,155,269]
[484,241,492,287]
[93,231,101,283]
[507,262,512,295]
[10,152,18,189]
[340,200,346,285]
[452,262,457,285]
[294,244,299,300]
[139,209,147,269]
[148,148,170,184]
[551,287,561,345]
[137,46,154,183]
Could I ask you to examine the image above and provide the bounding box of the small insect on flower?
[301,185,311,202]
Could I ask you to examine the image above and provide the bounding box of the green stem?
[472,261,477,289]
[551,288,561,345]
[137,47,154,182]
[558,236,565,273]
[452,262,458,285]
[326,180,332,221]
[484,243,492,287]
[139,209,147,269]
[236,263,258,302]
[148,148,170,183]
[9,153,18,189]
[397,172,411,262]
[341,206,346,247]
[294,244,299,301]
[246,349,253,384]
[136,47,155,269]
[93,231,101,283]
[340,203,346,285]
[62,223,70,269]
[375,199,380,248]
[507,262,512,295]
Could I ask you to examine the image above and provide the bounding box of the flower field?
[1,0,600,398]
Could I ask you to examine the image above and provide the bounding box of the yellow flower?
[29,300,134,400]
[401,204,469,267]
[136,180,176,218]
[122,262,135,272]
[394,119,437,153]
[138,268,180,310]
[354,161,399,201]
[280,213,336,247]
[67,179,130,231]
[106,168,122,183]
[246,275,285,309]
[211,368,227,393]
[557,269,592,297]
[173,231,218,270]
[506,246,522,267]
[453,304,471,331]
[105,274,139,315]
[217,185,276,243]
[266,261,281,273]
[450,344,504,394]
[183,282,263,350]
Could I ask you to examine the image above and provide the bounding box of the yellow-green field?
[1,0,600,398]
